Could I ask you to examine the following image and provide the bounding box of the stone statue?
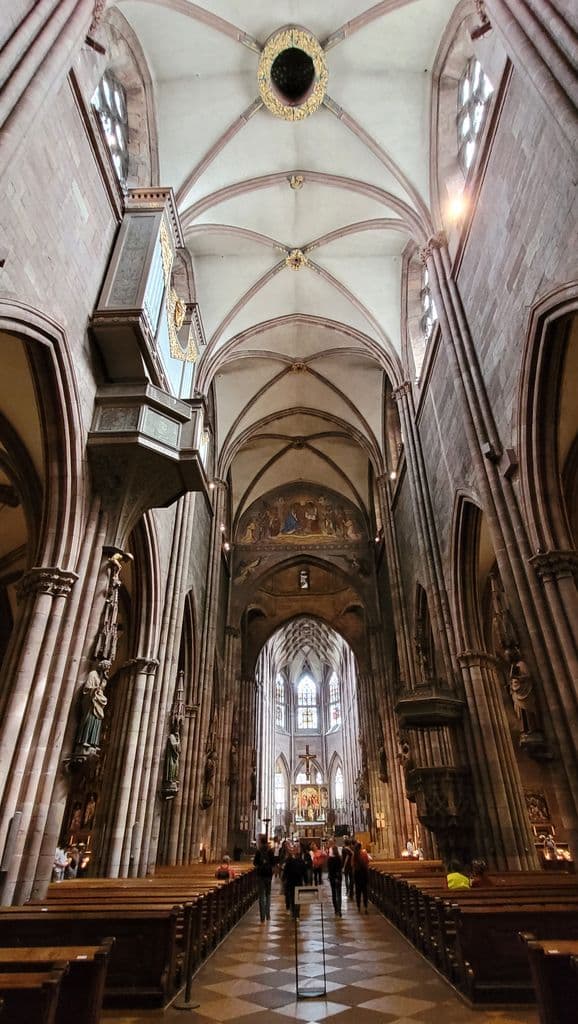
[200,746,217,809]
[355,770,368,804]
[75,660,110,752]
[509,657,539,734]
[489,573,518,659]
[379,745,389,783]
[250,766,257,803]
[95,551,132,665]
[164,729,180,786]
[229,736,239,782]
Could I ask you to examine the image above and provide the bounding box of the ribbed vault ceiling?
[118,0,457,522]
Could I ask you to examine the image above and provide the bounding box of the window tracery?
[297,675,318,729]
[274,763,286,812]
[275,673,285,729]
[334,765,344,808]
[92,70,129,183]
[420,265,438,345]
[457,57,493,174]
[328,671,341,729]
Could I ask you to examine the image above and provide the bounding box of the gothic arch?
[0,301,85,570]
[99,8,160,187]
[519,282,578,552]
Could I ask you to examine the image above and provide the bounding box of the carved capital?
[417,232,447,265]
[457,650,500,670]
[17,567,78,603]
[529,550,578,584]
[132,657,159,675]
[391,381,412,404]
[225,625,240,639]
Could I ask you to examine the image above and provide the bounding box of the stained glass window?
[92,70,129,183]
[457,58,493,174]
[275,769,286,812]
[297,675,317,729]
[275,674,285,728]
[328,671,341,729]
[334,765,344,807]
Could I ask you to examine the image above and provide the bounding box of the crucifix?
[298,744,317,782]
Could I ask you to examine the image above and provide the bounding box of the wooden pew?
[0,906,180,1007]
[451,901,578,1003]
[0,941,113,1024]
[0,967,67,1024]
[521,933,578,1024]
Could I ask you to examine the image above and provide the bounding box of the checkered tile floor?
[104,878,538,1024]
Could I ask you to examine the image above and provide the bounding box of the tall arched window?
[420,265,438,344]
[275,673,285,729]
[297,675,317,729]
[92,70,130,183]
[274,759,286,813]
[328,671,341,729]
[457,57,493,174]
[334,765,344,808]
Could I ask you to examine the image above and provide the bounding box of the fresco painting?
[236,484,364,545]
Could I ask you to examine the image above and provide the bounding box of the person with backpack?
[253,836,275,922]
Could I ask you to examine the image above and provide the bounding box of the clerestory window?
[92,70,130,184]
[328,671,341,729]
[297,675,318,729]
[420,265,438,343]
[457,57,493,175]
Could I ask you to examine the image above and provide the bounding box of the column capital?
[225,625,240,639]
[457,649,500,670]
[16,566,78,602]
[417,232,447,265]
[529,550,578,583]
[391,380,412,403]
[209,478,228,492]
[131,656,160,675]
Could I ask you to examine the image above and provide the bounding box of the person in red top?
[352,841,370,914]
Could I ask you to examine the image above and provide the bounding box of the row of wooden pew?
[0,864,257,1021]
[368,861,578,1010]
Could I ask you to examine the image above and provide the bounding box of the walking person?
[342,839,354,898]
[282,846,306,917]
[312,842,326,885]
[352,840,370,913]
[253,836,275,922]
[327,844,343,916]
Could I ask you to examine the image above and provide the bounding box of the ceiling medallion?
[258,27,328,122]
[285,249,308,271]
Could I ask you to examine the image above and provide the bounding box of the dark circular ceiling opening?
[271,47,315,104]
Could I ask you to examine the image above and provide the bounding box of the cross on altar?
[298,744,317,782]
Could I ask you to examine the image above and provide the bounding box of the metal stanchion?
[173,901,200,1010]
[294,885,327,999]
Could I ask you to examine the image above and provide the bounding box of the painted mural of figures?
[236,485,365,545]
[75,660,110,751]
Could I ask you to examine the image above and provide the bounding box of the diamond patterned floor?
[103,878,539,1024]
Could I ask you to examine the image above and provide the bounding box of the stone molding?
[16,567,78,602]
[457,650,501,670]
[417,232,447,265]
[391,381,412,403]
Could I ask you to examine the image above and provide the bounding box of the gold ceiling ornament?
[285,249,308,271]
[289,174,304,190]
[258,27,328,122]
[168,288,198,363]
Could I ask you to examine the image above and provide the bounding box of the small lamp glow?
[209,481,215,490]
[390,470,397,481]
[223,541,231,552]
[219,523,226,533]
[447,192,467,223]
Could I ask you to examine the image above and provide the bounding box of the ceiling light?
[447,192,468,223]
[390,471,397,480]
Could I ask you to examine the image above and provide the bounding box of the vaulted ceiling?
[118,0,457,527]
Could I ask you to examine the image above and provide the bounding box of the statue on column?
[94,549,132,666]
[200,746,217,810]
[162,671,185,799]
[509,656,540,736]
[229,733,239,783]
[75,659,110,754]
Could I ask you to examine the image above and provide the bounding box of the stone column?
[375,473,416,690]
[0,0,101,181]
[428,237,578,853]
[483,0,578,153]
[457,652,538,869]
[0,566,78,901]
[392,383,458,687]
[184,481,227,859]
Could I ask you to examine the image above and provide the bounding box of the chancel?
[0,1,576,1022]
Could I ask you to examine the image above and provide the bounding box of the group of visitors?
[52,844,87,880]
[251,834,372,922]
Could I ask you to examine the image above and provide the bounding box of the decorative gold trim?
[159,219,174,284]
[258,27,328,122]
[168,290,198,363]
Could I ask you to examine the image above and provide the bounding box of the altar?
[291,783,329,824]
